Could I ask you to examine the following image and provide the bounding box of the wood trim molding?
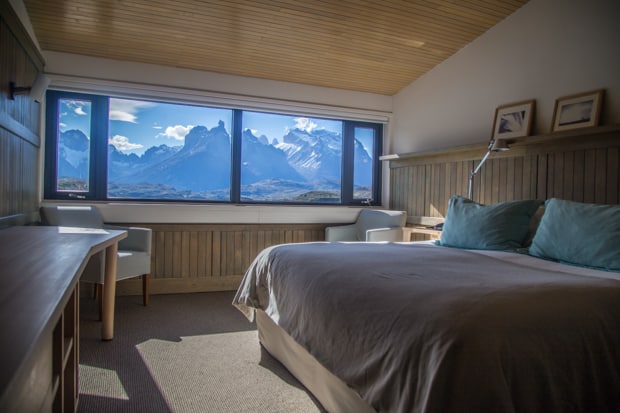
[0,212,39,228]
[115,275,244,296]
[0,111,40,147]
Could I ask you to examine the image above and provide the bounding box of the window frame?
[44,90,382,206]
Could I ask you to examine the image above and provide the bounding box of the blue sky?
[59,98,372,156]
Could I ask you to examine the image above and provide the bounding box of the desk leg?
[101,243,118,341]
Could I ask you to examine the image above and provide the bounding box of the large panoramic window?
[44,91,382,205]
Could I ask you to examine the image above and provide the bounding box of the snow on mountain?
[57,121,373,199]
[241,129,305,184]
[58,129,90,179]
[115,121,232,191]
[276,127,342,182]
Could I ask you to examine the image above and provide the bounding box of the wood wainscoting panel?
[115,223,328,295]
[388,127,620,220]
[0,2,44,227]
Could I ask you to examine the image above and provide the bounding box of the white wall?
[390,0,620,155]
[43,52,392,117]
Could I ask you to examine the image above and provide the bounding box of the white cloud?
[74,106,87,116]
[109,110,137,123]
[58,101,89,117]
[295,117,319,133]
[109,99,155,123]
[109,135,144,151]
[61,100,89,117]
[159,124,193,141]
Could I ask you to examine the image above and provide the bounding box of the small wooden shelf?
[62,338,74,370]
[380,124,620,161]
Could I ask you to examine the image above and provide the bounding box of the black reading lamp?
[467,139,509,199]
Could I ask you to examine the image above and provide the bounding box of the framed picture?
[551,89,604,132]
[491,99,535,140]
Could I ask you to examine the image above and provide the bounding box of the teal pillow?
[529,198,620,272]
[438,196,543,250]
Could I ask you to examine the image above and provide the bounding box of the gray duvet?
[233,242,620,413]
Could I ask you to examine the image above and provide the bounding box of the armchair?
[39,205,152,308]
[325,209,407,242]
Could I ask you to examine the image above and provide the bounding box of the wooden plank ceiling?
[23,0,528,95]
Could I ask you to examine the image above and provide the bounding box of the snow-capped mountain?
[57,121,373,199]
[276,128,342,182]
[57,129,90,180]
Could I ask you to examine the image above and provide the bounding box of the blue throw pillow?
[529,198,620,272]
[438,195,543,250]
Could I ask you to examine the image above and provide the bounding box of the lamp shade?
[29,73,50,103]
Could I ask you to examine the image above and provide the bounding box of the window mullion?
[43,91,60,199]
[372,124,383,205]
[341,122,355,204]
[91,96,110,200]
[230,109,243,203]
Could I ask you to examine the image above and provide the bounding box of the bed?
[233,196,620,412]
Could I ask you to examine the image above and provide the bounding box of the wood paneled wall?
[116,223,328,295]
[0,1,44,227]
[107,127,620,296]
[389,127,620,221]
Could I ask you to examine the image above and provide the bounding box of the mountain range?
[58,121,373,200]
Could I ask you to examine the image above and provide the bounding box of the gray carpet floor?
[78,291,325,412]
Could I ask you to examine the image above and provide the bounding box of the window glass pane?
[57,99,92,192]
[107,98,233,200]
[241,112,343,203]
[353,127,375,201]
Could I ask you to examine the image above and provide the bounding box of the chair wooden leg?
[142,274,150,306]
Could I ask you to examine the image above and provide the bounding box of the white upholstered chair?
[325,209,407,242]
[40,205,152,308]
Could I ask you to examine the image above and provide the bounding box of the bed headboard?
[387,125,620,220]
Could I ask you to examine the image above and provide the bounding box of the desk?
[0,226,126,412]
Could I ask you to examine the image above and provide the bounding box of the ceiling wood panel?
[23,0,528,95]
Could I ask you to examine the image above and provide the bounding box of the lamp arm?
[467,147,492,199]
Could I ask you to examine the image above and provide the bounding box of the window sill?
[40,201,370,225]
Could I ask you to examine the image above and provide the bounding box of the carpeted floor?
[78,291,325,412]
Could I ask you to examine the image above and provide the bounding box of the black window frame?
[44,90,382,206]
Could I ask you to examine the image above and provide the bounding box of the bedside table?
[403,226,442,241]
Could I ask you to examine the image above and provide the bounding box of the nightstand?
[403,226,442,241]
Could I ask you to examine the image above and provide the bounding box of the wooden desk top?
[0,226,126,405]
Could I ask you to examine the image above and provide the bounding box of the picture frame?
[491,99,535,140]
[551,89,604,132]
